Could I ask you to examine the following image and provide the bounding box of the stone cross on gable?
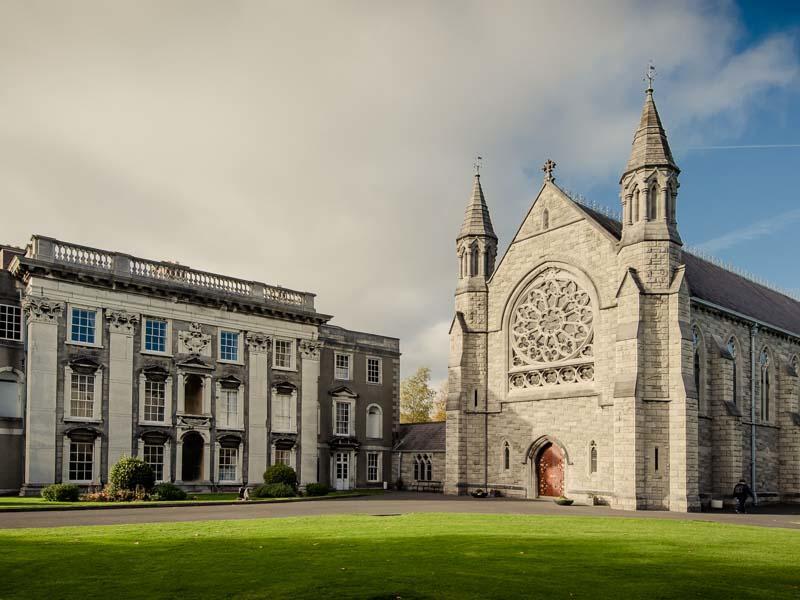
[542,159,556,182]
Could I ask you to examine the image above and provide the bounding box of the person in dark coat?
[733,479,755,514]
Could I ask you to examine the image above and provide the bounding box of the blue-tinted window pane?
[220,331,238,361]
[70,309,96,344]
[145,319,167,353]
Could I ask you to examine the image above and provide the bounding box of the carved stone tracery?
[509,267,595,391]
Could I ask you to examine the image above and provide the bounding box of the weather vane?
[542,158,556,182]
[474,155,483,176]
[644,61,656,91]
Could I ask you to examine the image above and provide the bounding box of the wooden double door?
[536,442,564,497]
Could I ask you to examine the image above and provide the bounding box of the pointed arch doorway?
[535,442,564,497]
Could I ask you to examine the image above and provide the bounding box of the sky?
[1,1,799,386]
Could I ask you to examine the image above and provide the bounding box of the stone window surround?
[691,324,708,415]
[138,371,173,426]
[272,337,296,371]
[365,403,382,439]
[217,328,243,365]
[332,396,355,437]
[502,440,510,471]
[66,303,103,349]
[176,370,212,416]
[64,364,103,423]
[759,346,774,424]
[216,381,243,430]
[366,355,382,385]
[62,434,101,484]
[334,351,352,381]
[141,316,173,357]
[271,384,297,434]
[272,445,296,469]
[215,443,242,484]
[366,451,382,483]
[137,438,172,483]
[727,335,742,406]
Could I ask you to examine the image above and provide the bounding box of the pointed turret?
[619,75,681,251]
[458,174,497,242]
[621,86,679,180]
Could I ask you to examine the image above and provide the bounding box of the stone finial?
[542,159,556,183]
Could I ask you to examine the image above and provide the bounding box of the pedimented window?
[509,267,594,391]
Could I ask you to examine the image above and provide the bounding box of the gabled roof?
[394,421,446,452]
[622,89,679,179]
[458,174,497,241]
[576,206,800,337]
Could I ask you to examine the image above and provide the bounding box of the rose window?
[509,267,594,390]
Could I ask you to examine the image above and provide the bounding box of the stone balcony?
[15,235,330,323]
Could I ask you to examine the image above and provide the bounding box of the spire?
[458,173,497,241]
[622,85,679,179]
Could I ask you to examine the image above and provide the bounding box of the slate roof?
[458,174,497,240]
[576,204,800,337]
[622,89,679,179]
[394,421,446,452]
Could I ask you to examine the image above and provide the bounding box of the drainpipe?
[749,323,758,504]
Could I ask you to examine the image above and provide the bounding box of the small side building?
[393,421,446,491]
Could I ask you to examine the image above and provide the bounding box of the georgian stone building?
[0,236,398,495]
[446,85,800,511]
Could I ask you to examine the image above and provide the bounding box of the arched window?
[470,245,479,277]
[692,326,704,412]
[366,405,382,439]
[425,454,433,481]
[727,337,738,405]
[648,184,658,220]
[760,348,771,422]
[542,209,550,230]
[413,454,420,481]
[503,441,510,470]
[589,441,597,474]
[632,188,640,222]
[414,454,432,481]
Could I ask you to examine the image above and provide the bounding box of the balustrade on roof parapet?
[25,235,316,310]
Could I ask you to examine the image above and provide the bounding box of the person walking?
[733,479,755,514]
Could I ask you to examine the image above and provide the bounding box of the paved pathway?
[1,492,799,530]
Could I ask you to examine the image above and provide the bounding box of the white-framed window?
[68,440,94,482]
[335,400,351,436]
[219,388,239,429]
[218,447,237,481]
[273,338,295,370]
[143,317,170,354]
[219,330,240,363]
[274,448,291,466]
[0,304,21,341]
[366,404,382,439]
[144,380,166,422]
[143,443,165,481]
[272,389,296,433]
[335,353,351,380]
[65,366,102,421]
[70,372,95,418]
[366,356,382,384]
[367,451,380,482]
[69,306,101,346]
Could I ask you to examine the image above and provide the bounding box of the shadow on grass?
[1,514,798,599]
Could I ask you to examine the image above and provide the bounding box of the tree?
[400,367,436,423]
[431,380,448,422]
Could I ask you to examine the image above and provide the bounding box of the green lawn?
[0,490,374,511]
[1,514,798,599]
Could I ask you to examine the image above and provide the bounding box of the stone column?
[245,333,271,484]
[106,311,139,470]
[21,297,63,493]
[299,339,322,486]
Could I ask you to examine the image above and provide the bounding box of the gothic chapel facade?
[446,84,800,511]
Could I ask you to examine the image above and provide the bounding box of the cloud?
[0,1,797,382]
[694,208,800,253]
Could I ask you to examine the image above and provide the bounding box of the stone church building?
[446,85,800,511]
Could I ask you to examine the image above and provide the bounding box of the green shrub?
[252,482,296,498]
[41,483,80,502]
[152,483,187,501]
[304,483,329,497]
[263,464,297,489]
[110,456,155,492]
